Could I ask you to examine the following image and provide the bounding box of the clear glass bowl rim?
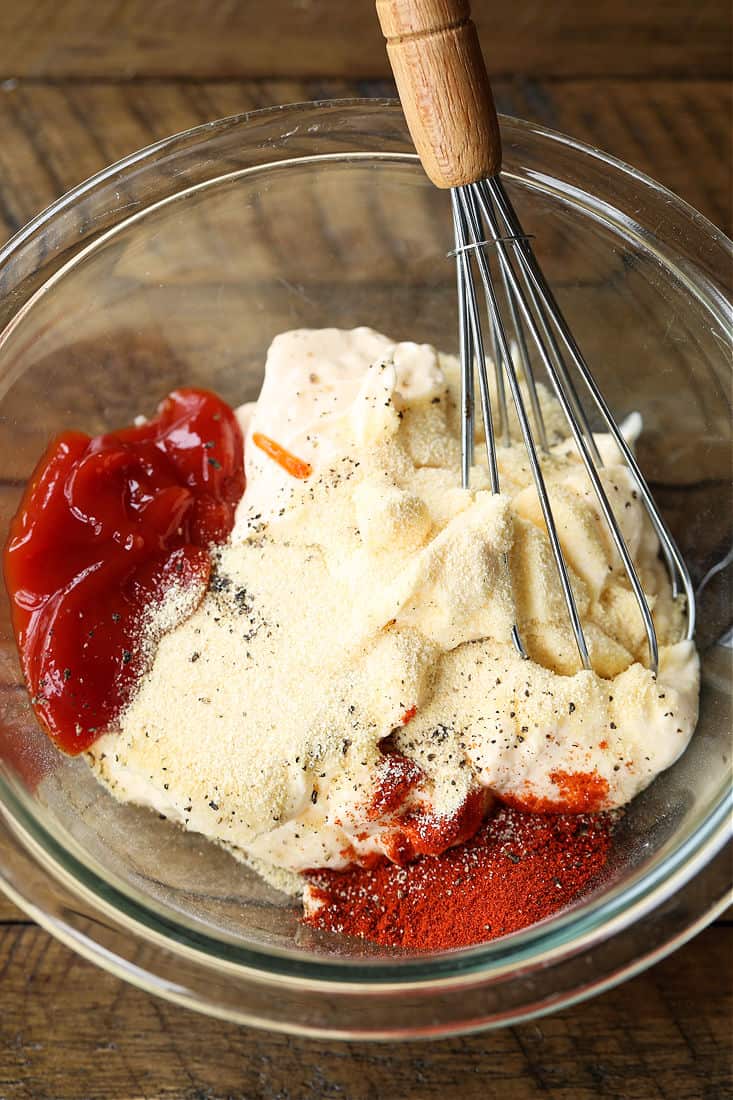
[0,99,730,1000]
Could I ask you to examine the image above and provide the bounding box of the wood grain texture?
[0,922,729,1099]
[0,0,730,79]
[377,0,502,185]
[0,894,26,922]
[0,78,729,245]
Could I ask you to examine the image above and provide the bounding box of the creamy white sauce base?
[88,328,699,876]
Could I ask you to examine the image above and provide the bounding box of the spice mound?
[304,806,615,950]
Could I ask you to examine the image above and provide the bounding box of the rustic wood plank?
[0,0,730,80]
[0,921,729,1099]
[0,894,26,922]
[498,78,733,234]
[0,78,729,249]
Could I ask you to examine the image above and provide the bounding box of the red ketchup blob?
[4,388,245,755]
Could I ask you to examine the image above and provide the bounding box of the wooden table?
[0,3,730,1097]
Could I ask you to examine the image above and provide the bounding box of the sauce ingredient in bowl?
[304,806,615,949]
[4,328,700,948]
[4,388,244,752]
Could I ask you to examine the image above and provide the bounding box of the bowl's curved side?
[0,99,730,1036]
[1,795,730,1037]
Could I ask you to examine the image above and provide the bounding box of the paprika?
[304,806,615,950]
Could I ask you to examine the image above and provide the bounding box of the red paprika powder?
[502,770,610,814]
[304,806,614,950]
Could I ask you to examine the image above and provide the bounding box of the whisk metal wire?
[449,176,696,676]
[374,0,695,676]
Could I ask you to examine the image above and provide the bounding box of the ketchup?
[4,388,245,755]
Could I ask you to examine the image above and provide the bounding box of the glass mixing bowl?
[0,101,730,1039]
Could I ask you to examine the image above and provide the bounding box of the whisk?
[376,0,695,674]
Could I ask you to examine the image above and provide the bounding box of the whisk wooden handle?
[376,0,501,188]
